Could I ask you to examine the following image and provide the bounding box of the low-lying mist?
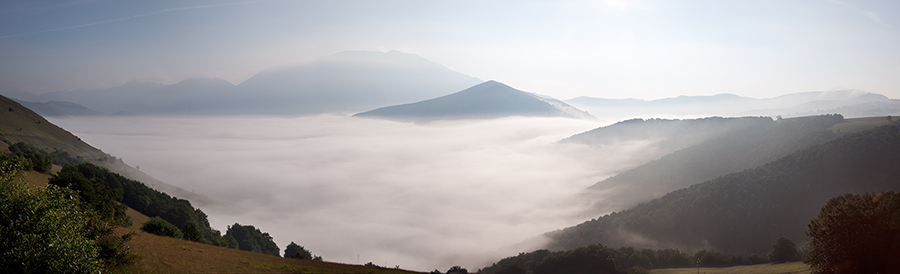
[50,115,657,271]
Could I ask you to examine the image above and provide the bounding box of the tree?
[446,266,468,274]
[804,192,900,273]
[225,223,280,256]
[183,219,203,242]
[284,242,313,259]
[768,237,801,263]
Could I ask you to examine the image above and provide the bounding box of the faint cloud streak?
[0,0,266,39]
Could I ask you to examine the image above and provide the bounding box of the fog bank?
[50,115,654,271]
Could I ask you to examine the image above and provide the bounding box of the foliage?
[768,237,801,263]
[0,181,102,273]
[6,142,52,173]
[804,192,900,273]
[48,168,131,226]
[183,219,203,242]
[446,265,468,274]
[52,163,227,246]
[284,241,313,259]
[225,223,280,256]
[546,124,900,254]
[142,216,183,238]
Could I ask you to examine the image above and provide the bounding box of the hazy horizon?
[3,0,899,101]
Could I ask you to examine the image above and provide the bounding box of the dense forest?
[546,123,900,254]
[576,114,846,213]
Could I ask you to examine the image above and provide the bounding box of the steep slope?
[237,50,483,115]
[0,94,207,205]
[545,124,900,254]
[574,115,845,214]
[353,80,595,122]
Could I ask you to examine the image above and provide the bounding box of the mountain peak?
[354,81,595,122]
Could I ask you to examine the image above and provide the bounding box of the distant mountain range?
[353,80,595,122]
[6,50,900,120]
[15,51,481,116]
[566,90,900,121]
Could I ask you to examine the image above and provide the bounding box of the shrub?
[0,182,103,273]
[141,217,184,239]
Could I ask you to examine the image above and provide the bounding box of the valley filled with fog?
[49,115,663,270]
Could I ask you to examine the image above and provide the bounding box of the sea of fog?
[49,115,657,271]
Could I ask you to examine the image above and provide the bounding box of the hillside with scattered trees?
[546,124,900,254]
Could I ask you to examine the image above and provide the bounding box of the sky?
[2,0,899,100]
[48,115,663,271]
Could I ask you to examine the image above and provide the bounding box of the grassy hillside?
[576,115,844,213]
[1,95,106,160]
[113,228,422,274]
[546,124,900,253]
[651,262,810,274]
[1,94,209,206]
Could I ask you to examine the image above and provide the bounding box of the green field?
[651,262,810,274]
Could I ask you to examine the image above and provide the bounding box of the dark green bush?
[141,217,184,239]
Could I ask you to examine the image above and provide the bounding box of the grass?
[650,262,810,274]
[829,116,895,135]
[112,227,424,274]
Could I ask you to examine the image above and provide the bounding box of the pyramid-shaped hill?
[354,80,595,122]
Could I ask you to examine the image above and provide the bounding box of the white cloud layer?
[50,115,659,271]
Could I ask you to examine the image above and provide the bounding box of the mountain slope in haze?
[30,77,240,115]
[545,123,900,254]
[573,115,845,215]
[236,50,483,115]
[561,116,774,160]
[353,80,595,122]
[0,94,208,205]
[20,51,481,116]
[13,99,102,117]
[567,90,897,121]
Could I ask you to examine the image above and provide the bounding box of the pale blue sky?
[1,0,898,100]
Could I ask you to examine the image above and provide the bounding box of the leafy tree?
[768,237,801,263]
[804,192,900,273]
[225,223,280,256]
[284,241,313,259]
[183,219,203,242]
[446,265,468,274]
[141,217,184,239]
[0,178,102,273]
